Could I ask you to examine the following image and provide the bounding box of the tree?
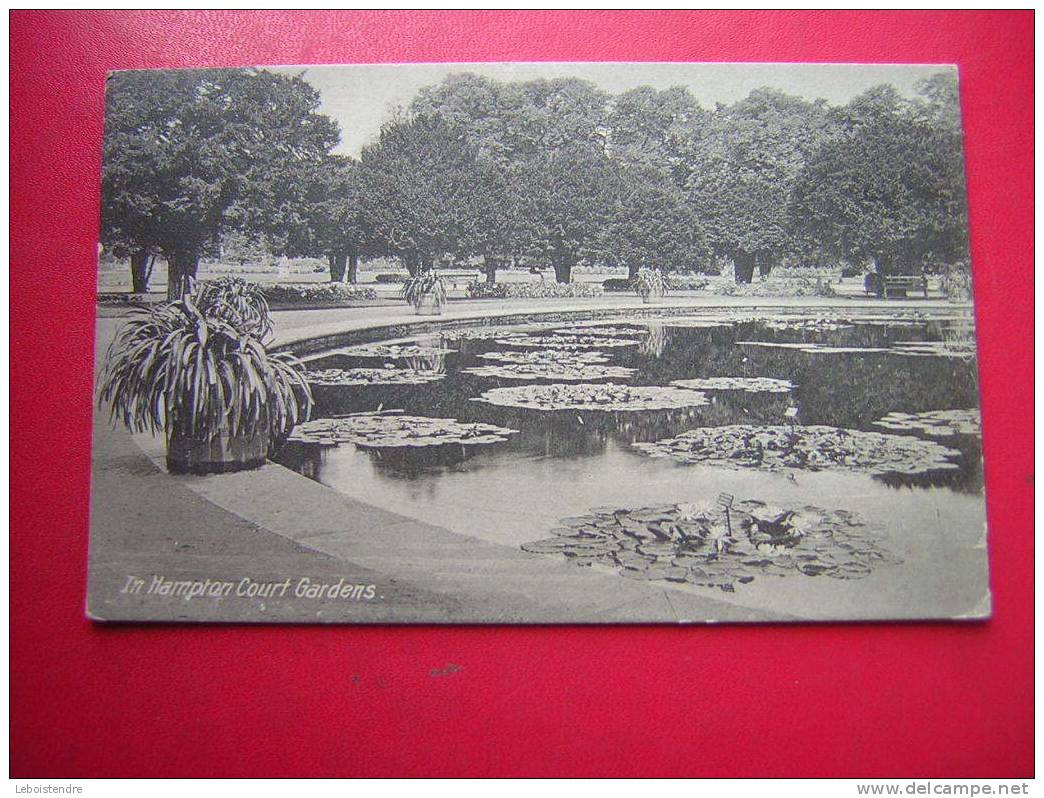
[788,79,969,277]
[357,114,484,274]
[411,74,614,281]
[272,154,374,283]
[521,144,619,283]
[601,166,709,278]
[101,68,339,298]
[607,85,706,188]
[686,89,836,282]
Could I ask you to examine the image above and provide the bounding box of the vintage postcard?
[88,62,988,623]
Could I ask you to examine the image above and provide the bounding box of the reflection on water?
[273,312,987,616]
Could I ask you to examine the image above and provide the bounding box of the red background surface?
[9,10,1034,777]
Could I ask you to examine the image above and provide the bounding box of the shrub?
[602,278,632,293]
[401,271,448,309]
[262,283,378,305]
[467,282,604,300]
[941,261,973,302]
[99,277,312,464]
[667,275,711,291]
[375,273,409,284]
[632,267,669,298]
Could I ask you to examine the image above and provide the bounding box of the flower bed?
[466,282,604,299]
[305,367,445,387]
[287,412,518,448]
[472,383,710,412]
[522,500,899,591]
[670,377,795,393]
[634,425,962,476]
[873,409,981,437]
[262,283,378,304]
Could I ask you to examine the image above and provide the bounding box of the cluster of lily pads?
[329,342,457,360]
[762,318,854,332]
[670,377,795,393]
[633,424,961,476]
[286,411,518,448]
[737,341,889,355]
[305,367,445,387]
[890,341,977,360]
[873,409,981,438]
[472,383,710,412]
[463,362,637,382]
[498,333,637,350]
[476,349,610,365]
[522,500,900,591]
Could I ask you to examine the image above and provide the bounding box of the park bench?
[883,275,929,298]
[439,270,482,290]
[864,273,929,298]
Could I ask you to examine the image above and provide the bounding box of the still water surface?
[274,313,988,619]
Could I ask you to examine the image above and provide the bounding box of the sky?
[272,62,956,157]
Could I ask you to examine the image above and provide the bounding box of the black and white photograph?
[88,61,989,624]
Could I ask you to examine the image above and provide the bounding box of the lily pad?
[476,350,611,365]
[306,367,445,387]
[498,334,637,350]
[671,377,795,393]
[737,341,889,355]
[471,383,711,412]
[890,341,976,360]
[633,424,961,476]
[463,362,637,382]
[521,500,900,591]
[329,343,457,360]
[287,412,518,448]
[762,318,855,332]
[873,409,982,437]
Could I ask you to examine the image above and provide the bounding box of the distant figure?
[864,272,883,297]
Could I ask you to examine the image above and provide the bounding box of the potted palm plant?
[99,277,313,474]
[631,267,669,304]
[401,271,448,316]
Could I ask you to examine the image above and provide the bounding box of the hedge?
[374,273,409,283]
[603,275,710,292]
[467,282,604,299]
[262,283,378,304]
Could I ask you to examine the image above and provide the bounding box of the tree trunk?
[347,250,359,284]
[130,249,152,294]
[627,263,640,280]
[328,251,348,282]
[756,251,776,278]
[166,248,200,300]
[733,251,756,284]
[420,252,435,274]
[404,252,420,277]
[484,254,498,284]
[552,251,575,284]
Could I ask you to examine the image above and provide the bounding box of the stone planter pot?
[166,423,270,475]
[414,294,444,316]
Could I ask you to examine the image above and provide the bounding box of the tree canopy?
[101,66,970,292]
[788,77,968,275]
[101,68,339,297]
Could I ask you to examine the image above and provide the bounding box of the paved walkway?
[270,294,966,350]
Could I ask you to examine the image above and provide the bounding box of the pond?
[273,310,989,620]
